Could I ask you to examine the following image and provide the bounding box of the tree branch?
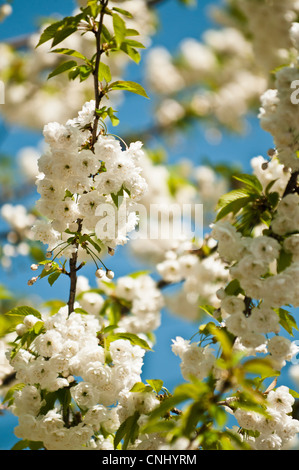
[283,170,299,197]
[67,219,82,316]
[91,0,109,148]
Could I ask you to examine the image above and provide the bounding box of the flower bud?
[106,270,115,280]
[31,264,39,271]
[267,148,276,157]
[95,268,105,279]
[27,276,38,286]
[23,315,39,328]
[261,162,268,170]
[16,323,27,337]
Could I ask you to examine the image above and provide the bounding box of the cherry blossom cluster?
[8,306,159,450]
[232,386,299,450]
[31,100,148,259]
[77,272,164,336]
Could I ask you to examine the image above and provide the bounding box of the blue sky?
[0,0,294,450]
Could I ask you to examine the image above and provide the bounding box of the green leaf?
[277,249,292,273]
[146,393,189,423]
[276,308,298,336]
[11,440,30,451]
[105,301,121,325]
[243,358,280,379]
[125,28,140,37]
[3,383,26,406]
[48,271,61,286]
[28,441,44,451]
[111,185,125,208]
[112,7,133,18]
[69,64,93,82]
[233,174,263,194]
[146,379,164,394]
[112,12,126,47]
[216,195,253,221]
[120,43,141,63]
[288,388,299,399]
[267,191,280,209]
[74,307,89,315]
[108,332,152,350]
[224,279,244,296]
[48,60,77,79]
[39,390,58,416]
[5,306,42,320]
[128,270,151,279]
[101,24,112,42]
[98,62,112,83]
[86,236,102,254]
[114,412,140,450]
[51,48,87,61]
[123,39,145,49]
[130,382,153,393]
[51,24,79,48]
[199,304,216,317]
[265,179,279,195]
[108,80,149,99]
[107,107,119,127]
[36,20,63,47]
[33,321,45,335]
[217,189,252,209]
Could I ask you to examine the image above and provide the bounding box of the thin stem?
[91,0,109,147]
[86,243,109,270]
[84,245,100,269]
[67,219,83,315]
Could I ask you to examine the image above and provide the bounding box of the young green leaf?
[120,43,141,63]
[98,62,112,82]
[277,248,293,274]
[51,48,87,61]
[216,196,253,221]
[48,271,62,286]
[108,332,152,350]
[114,411,140,450]
[112,12,126,47]
[108,80,149,99]
[48,60,77,79]
[276,308,298,336]
[146,379,164,394]
[112,7,133,18]
[233,174,263,194]
[5,306,42,320]
[36,20,64,47]
[130,382,153,393]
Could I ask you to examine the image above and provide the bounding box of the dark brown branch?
[283,170,299,197]
[67,219,83,315]
[91,0,109,147]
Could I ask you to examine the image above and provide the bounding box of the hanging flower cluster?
[9,305,160,450]
[31,99,147,264]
